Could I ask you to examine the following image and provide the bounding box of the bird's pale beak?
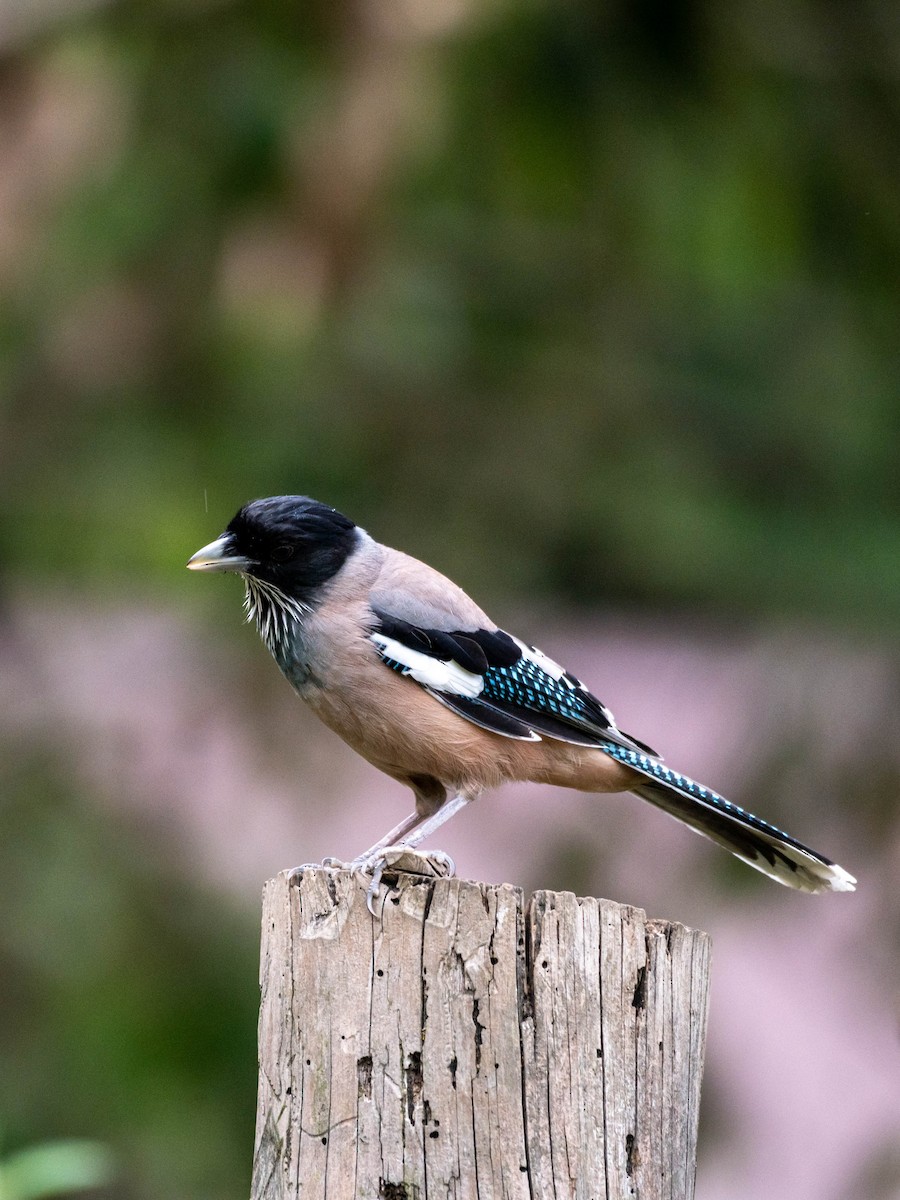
[186,534,251,573]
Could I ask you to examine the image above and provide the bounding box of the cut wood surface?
[251,870,711,1200]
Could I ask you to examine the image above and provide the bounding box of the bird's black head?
[188,495,358,603]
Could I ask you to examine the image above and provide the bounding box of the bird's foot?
[286,856,349,881]
[287,849,456,914]
[352,847,456,915]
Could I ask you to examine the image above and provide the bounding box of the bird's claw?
[287,849,455,914]
[353,848,456,915]
[287,858,345,881]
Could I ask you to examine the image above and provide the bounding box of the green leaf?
[0,1140,115,1200]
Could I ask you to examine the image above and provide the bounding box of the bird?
[187,494,856,898]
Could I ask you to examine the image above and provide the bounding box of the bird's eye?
[270,542,295,564]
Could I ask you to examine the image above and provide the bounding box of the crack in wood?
[404,1051,423,1124]
[357,1055,373,1101]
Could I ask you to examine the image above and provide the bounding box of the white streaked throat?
[243,575,309,658]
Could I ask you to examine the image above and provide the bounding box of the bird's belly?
[299,672,504,788]
[298,665,638,796]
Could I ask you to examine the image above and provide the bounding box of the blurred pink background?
[4,588,896,1199]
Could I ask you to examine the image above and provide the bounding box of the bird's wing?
[367,559,656,753]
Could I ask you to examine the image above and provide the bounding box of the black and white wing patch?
[369,612,539,740]
[369,609,656,754]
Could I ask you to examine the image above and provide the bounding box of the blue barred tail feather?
[601,744,857,895]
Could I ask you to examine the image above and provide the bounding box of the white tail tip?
[826,863,857,893]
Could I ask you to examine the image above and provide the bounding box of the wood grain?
[251,870,710,1200]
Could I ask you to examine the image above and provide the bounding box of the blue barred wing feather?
[368,609,655,754]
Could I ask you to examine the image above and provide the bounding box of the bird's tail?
[600,743,856,894]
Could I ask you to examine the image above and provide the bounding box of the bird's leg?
[349,792,471,864]
[349,809,431,862]
[351,792,473,914]
[290,793,473,914]
[388,793,471,850]
[287,808,438,881]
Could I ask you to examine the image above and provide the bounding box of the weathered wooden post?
[251,869,711,1200]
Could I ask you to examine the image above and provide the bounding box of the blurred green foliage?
[1,755,258,1199]
[1,0,897,624]
[0,1,897,1198]
[0,1138,115,1200]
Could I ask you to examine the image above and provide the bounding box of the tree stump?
[251,869,711,1200]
